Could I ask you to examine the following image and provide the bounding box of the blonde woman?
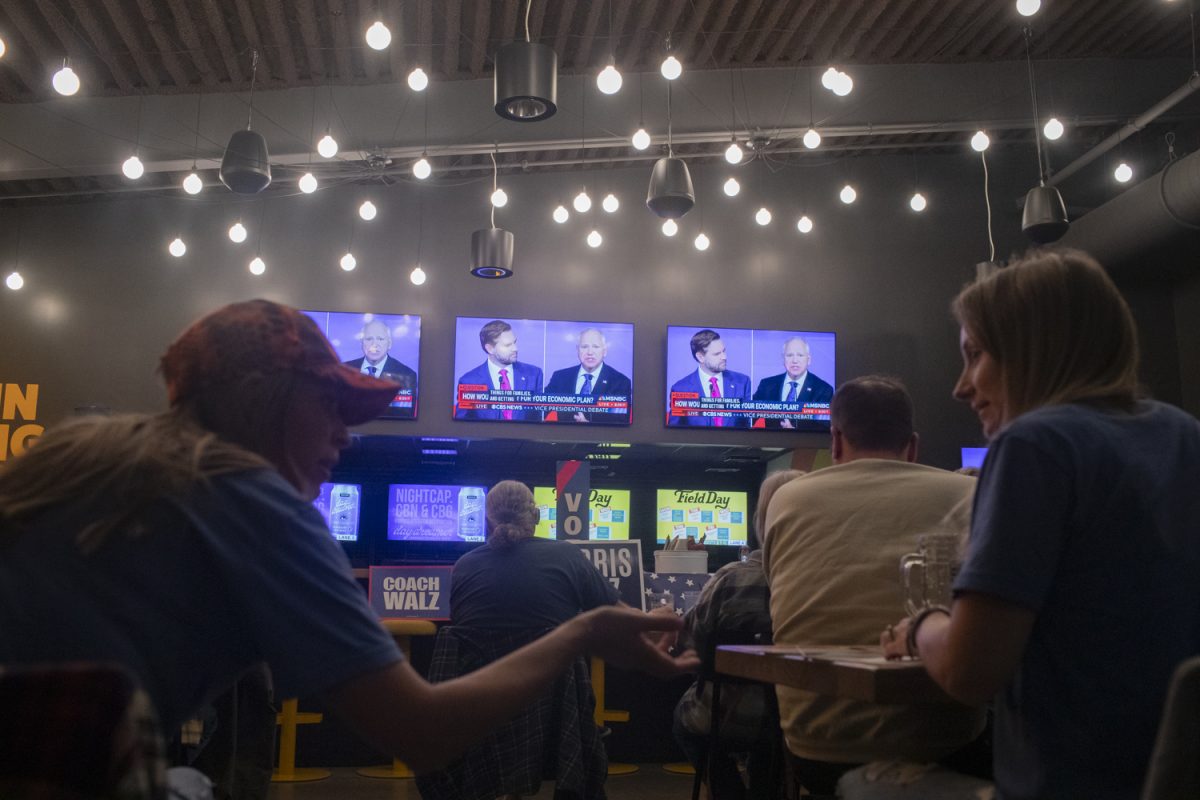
[883,250,1200,800]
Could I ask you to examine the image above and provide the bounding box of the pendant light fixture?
[646,76,694,219]
[1019,28,1068,243]
[494,0,557,121]
[470,150,515,278]
[183,93,204,194]
[220,50,272,194]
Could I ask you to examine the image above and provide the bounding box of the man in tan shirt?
[762,376,985,793]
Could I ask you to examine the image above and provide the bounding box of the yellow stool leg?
[271,699,331,782]
[591,657,639,776]
[663,763,697,775]
[357,623,435,779]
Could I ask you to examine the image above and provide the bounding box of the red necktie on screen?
[710,376,724,427]
[499,369,512,420]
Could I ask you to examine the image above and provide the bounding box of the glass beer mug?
[899,533,959,616]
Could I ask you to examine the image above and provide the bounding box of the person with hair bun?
[883,249,1200,800]
[449,481,620,629]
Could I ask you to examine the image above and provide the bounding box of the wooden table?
[715,644,954,704]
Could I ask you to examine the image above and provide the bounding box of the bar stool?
[357,618,439,779]
[591,656,639,776]
[271,699,330,783]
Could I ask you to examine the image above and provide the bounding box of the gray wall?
[0,142,1182,469]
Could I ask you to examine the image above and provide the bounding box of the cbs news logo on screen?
[0,383,44,461]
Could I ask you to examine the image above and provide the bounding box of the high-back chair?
[414,627,606,800]
[1140,655,1200,800]
[0,662,166,799]
[691,631,782,800]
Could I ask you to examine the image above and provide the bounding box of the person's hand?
[574,605,700,678]
[881,616,913,660]
[781,419,794,429]
[572,412,589,423]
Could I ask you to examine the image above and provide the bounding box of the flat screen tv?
[452,317,633,425]
[961,447,988,469]
[387,483,488,542]
[664,326,835,430]
[302,310,421,419]
[532,487,631,540]
[656,488,749,546]
[313,482,362,542]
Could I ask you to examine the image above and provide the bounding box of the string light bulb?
[597,64,622,94]
[0,37,7,59]
[631,128,651,150]
[724,140,744,164]
[410,265,426,285]
[339,252,357,271]
[660,55,682,81]
[552,205,569,223]
[412,156,432,179]
[970,131,991,152]
[803,128,821,149]
[723,177,741,197]
[182,172,203,195]
[5,271,23,291]
[298,172,318,193]
[358,200,377,220]
[839,184,857,204]
[490,188,508,207]
[602,193,619,213]
[228,222,248,243]
[248,256,266,275]
[121,155,144,179]
[365,21,392,50]
[1114,162,1133,183]
[832,71,853,96]
[694,232,711,251]
[755,207,772,226]
[1042,117,1064,140]
[821,67,839,90]
[168,237,187,257]
[910,192,928,212]
[573,190,592,213]
[662,219,678,237]
[797,215,814,234]
[587,230,603,248]
[317,133,338,158]
[1016,0,1041,16]
[407,67,429,91]
[52,63,80,95]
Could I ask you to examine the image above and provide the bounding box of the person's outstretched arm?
[324,604,699,773]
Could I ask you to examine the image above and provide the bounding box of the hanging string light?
[183,93,203,194]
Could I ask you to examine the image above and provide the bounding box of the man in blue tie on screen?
[545,328,632,423]
[668,329,752,427]
[342,319,416,390]
[454,320,544,421]
[753,336,834,429]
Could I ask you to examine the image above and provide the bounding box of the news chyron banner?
[656,488,749,546]
[571,540,646,610]
[0,383,44,462]
[369,566,453,619]
[533,487,631,540]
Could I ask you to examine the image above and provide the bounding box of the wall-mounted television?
[656,488,749,546]
[314,482,362,542]
[387,484,488,542]
[302,310,421,419]
[961,447,988,469]
[533,486,631,540]
[664,326,835,430]
[452,317,633,425]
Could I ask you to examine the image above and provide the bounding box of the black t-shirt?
[450,537,619,628]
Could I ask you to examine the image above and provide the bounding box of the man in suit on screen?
[753,336,834,429]
[545,328,632,423]
[667,329,751,427]
[454,320,544,421]
[342,319,417,391]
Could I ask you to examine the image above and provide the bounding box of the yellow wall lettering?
[2,383,39,421]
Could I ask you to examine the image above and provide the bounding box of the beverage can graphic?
[457,486,486,541]
[330,484,360,541]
